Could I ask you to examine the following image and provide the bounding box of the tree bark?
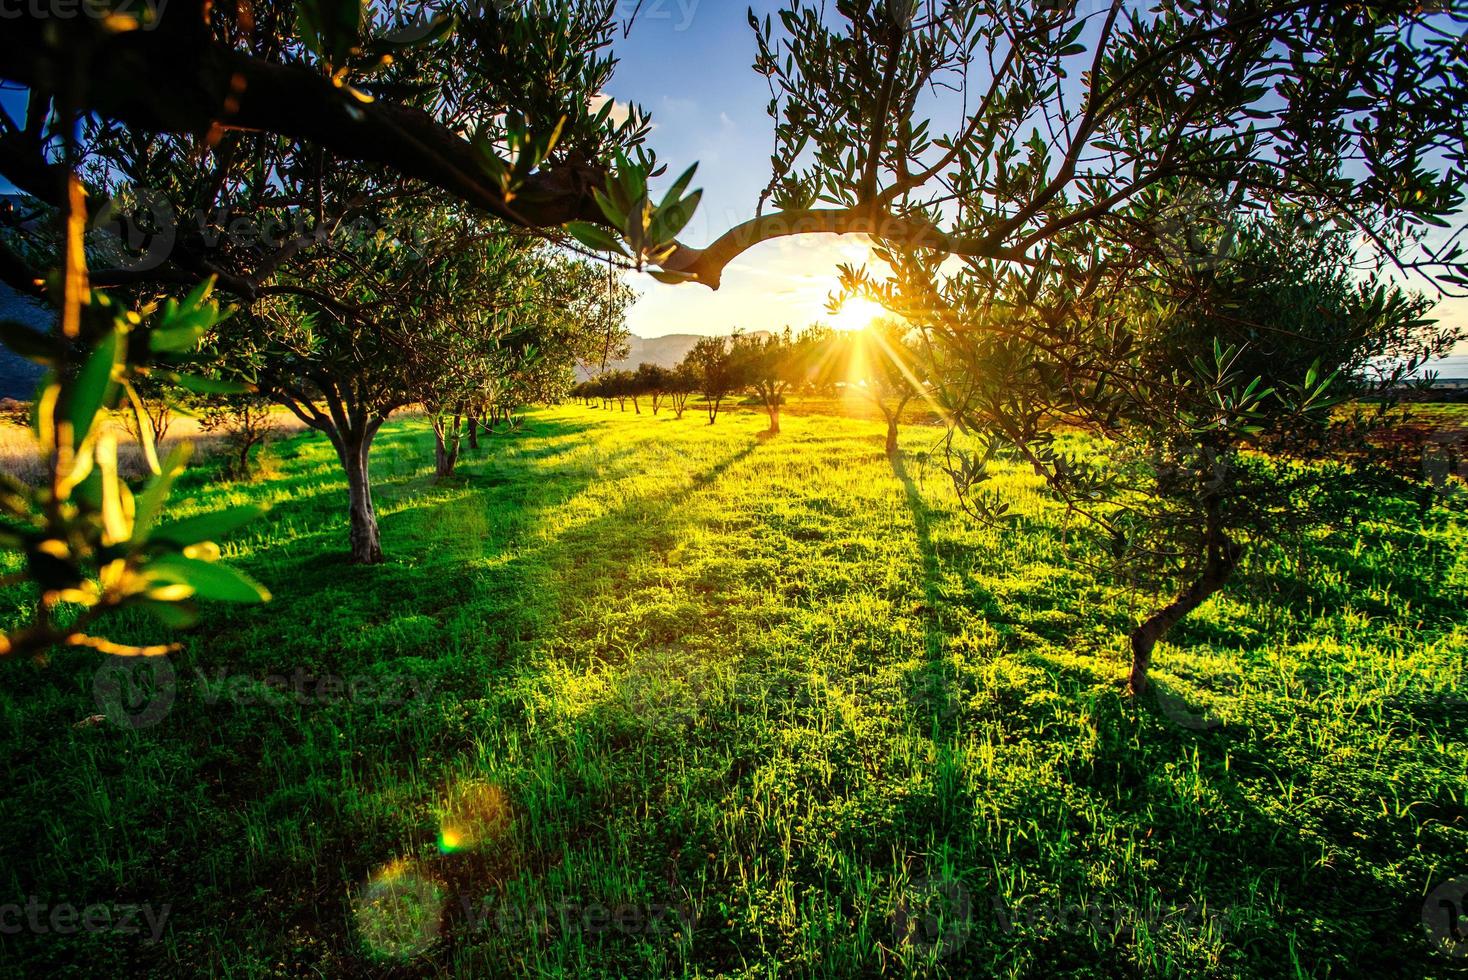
[883,394,911,456]
[433,415,462,481]
[1128,523,1243,695]
[467,416,480,449]
[340,431,383,565]
[767,402,781,435]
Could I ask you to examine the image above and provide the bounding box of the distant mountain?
[0,282,48,401]
[614,333,704,371]
[579,331,769,379]
[0,193,49,400]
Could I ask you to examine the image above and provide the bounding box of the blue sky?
[602,2,1467,354]
[3,6,1463,359]
[604,0,872,339]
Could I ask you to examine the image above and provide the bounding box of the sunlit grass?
[0,402,1463,976]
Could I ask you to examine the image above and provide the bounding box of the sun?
[830,296,887,332]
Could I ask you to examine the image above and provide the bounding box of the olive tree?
[903,216,1455,692]
[682,336,739,425]
[198,393,278,481]
[729,327,822,435]
[667,363,698,420]
[634,363,674,415]
[834,318,927,456]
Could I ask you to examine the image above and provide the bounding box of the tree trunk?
[884,415,899,456]
[467,416,480,449]
[1128,524,1242,694]
[632,396,640,415]
[767,402,780,435]
[433,415,461,481]
[341,432,383,565]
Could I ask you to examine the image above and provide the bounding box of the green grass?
[1,403,1465,978]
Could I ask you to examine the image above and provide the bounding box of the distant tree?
[603,370,635,411]
[730,327,825,435]
[118,376,176,450]
[838,319,926,456]
[199,393,277,480]
[634,363,673,415]
[414,240,543,481]
[584,376,609,409]
[667,363,697,420]
[682,336,738,425]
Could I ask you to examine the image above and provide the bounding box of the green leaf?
[62,328,120,447]
[564,222,628,257]
[648,189,702,246]
[131,442,192,544]
[135,598,200,629]
[297,0,362,63]
[153,505,264,548]
[147,554,271,603]
[659,164,698,212]
[592,188,628,228]
[180,276,215,311]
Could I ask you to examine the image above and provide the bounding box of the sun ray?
[864,322,952,425]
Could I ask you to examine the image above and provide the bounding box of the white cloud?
[589,93,633,128]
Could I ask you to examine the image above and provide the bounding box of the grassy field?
[0,403,1465,978]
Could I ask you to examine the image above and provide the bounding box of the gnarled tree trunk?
[433,414,462,481]
[1128,518,1243,694]
[339,428,383,565]
[883,393,911,457]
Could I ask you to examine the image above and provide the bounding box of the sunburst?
[830,296,886,332]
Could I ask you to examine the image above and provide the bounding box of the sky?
[601,0,1467,359]
[2,3,1463,362]
[601,0,872,340]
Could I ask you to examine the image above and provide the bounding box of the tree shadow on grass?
[891,452,980,738]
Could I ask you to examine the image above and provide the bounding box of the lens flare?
[353,858,445,959]
[437,781,510,854]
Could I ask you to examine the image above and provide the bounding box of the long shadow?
[891,452,965,736]
[871,475,1455,977]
